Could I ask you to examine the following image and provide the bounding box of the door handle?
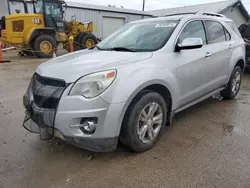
[205,52,212,58]
[229,44,233,49]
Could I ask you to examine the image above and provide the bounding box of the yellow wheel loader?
[0,0,98,58]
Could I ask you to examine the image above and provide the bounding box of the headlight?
[69,70,116,98]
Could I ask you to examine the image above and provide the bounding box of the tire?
[33,35,57,58]
[80,33,98,49]
[73,32,87,51]
[120,91,167,153]
[221,66,242,99]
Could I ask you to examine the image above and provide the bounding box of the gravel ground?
[1,50,250,188]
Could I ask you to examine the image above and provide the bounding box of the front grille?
[31,73,67,109]
[34,73,66,87]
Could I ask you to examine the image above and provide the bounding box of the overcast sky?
[66,0,250,11]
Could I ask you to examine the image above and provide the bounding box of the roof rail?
[163,12,227,18]
[164,12,197,17]
[197,12,227,18]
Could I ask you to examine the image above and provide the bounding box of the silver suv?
[23,13,245,152]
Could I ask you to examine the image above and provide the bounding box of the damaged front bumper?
[23,73,122,152]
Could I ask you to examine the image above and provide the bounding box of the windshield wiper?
[109,47,136,52]
[90,46,136,52]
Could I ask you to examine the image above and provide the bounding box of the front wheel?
[221,66,242,99]
[33,35,57,58]
[120,91,167,152]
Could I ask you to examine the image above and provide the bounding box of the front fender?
[25,28,56,44]
[23,27,43,44]
[101,65,179,110]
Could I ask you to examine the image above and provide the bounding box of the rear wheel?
[120,91,167,152]
[80,34,98,49]
[221,66,242,99]
[33,35,57,58]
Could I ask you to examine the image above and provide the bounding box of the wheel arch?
[143,84,172,114]
[29,28,56,45]
[235,59,245,71]
[118,82,173,137]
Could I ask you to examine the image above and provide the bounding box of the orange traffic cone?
[0,43,10,63]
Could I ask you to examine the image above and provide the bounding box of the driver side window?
[178,20,207,45]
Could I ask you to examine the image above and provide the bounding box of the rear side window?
[178,20,207,44]
[205,21,226,44]
[226,21,241,37]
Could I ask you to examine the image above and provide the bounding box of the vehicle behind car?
[238,23,250,69]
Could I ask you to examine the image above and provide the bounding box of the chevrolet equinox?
[23,13,245,152]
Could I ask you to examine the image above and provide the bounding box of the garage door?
[102,17,125,38]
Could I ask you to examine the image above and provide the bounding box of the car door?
[174,20,210,107]
[202,20,233,94]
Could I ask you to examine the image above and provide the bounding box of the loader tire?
[33,35,57,58]
[74,32,87,51]
[80,34,98,49]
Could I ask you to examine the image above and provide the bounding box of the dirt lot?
[1,50,250,188]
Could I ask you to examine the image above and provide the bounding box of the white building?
[64,2,152,38]
[148,0,250,28]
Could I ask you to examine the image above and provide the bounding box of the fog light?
[83,120,97,132]
[80,118,98,134]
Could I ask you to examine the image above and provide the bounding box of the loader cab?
[33,0,66,32]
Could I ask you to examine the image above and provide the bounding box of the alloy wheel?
[137,102,163,144]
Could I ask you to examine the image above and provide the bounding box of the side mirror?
[175,38,203,52]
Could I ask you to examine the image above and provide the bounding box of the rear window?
[205,21,226,44]
[226,21,241,37]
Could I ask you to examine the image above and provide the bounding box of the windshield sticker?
[155,23,177,28]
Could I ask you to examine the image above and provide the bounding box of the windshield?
[97,20,179,52]
[34,0,44,14]
[45,3,63,18]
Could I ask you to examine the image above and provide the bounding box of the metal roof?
[65,1,152,16]
[148,0,250,21]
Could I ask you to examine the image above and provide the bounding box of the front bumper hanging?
[23,73,68,140]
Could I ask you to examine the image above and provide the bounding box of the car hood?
[36,49,152,83]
